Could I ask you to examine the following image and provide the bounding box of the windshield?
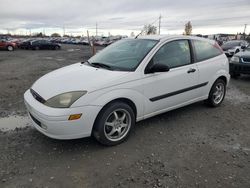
[222,41,241,48]
[88,39,158,71]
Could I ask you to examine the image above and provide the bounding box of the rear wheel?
[93,102,135,146]
[54,46,60,50]
[205,79,226,107]
[7,45,14,51]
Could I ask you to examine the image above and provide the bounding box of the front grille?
[29,113,42,127]
[30,89,46,104]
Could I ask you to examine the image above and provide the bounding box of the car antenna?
[135,30,143,39]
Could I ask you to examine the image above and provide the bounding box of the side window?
[193,40,222,62]
[152,40,191,69]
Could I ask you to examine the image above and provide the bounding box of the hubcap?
[104,109,131,142]
[213,83,225,104]
[8,46,13,51]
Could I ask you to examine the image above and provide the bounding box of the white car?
[24,35,230,145]
[221,40,249,57]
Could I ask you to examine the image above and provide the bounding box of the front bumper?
[229,62,250,75]
[24,89,102,140]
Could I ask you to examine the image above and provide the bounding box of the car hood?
[221,46,238,51]
[235,50,250,58]
[31,63,130,100]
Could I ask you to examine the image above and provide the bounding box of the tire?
[7,45,14,51]
[93,102,135,146]
[54,46,60,50]
[34,46,39,50]
[205,79,226,107]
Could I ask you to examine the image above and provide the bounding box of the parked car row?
[0,35,127,51]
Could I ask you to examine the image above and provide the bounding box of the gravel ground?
[0,45,250,188]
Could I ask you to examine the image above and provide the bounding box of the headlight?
[45,91,87,108]
[230,56,240,63]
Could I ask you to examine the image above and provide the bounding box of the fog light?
[68,114,82,121]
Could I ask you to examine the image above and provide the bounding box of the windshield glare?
[88,39,158,71]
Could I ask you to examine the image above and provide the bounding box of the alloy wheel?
[212,83,225,104]
[104,109,131,142]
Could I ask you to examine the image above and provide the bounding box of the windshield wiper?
[90,62,113,70]
[81,60,90,65]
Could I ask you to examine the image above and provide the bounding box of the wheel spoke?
[113,111,119,120]
[105,122,114,127]
[120,113,126,122]
[121,123,127,128]
[107,128,116,136]
[213,91,219,96]
[117,128,122,137]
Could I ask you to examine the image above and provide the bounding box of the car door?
[0,39,5,48]
[142,39,200,116]
[38,40,45,49]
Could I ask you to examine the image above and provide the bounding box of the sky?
[0,0,250,36]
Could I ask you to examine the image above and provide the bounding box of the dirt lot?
[0,45,250,188]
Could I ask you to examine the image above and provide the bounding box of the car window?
[32,40,41,45]
[152,40,191,69]
[193,40,222,62]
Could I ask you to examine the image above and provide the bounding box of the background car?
[20,39,61,50]
[229,45,250,78]
[221,40,249,57]
[0,39,17,51]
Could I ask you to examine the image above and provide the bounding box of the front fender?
[72,88,146,121]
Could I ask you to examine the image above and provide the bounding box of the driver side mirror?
[147,63,170,74]
[241,45,246,49]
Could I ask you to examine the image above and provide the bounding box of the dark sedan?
[229,45,250,78]
[20,39,61,50]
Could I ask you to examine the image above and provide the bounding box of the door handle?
[187,68,196,74]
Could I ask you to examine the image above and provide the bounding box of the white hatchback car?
[24,35,230,145]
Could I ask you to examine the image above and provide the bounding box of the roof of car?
[137,34,214,43]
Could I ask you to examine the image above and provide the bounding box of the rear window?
[193,40,222,62]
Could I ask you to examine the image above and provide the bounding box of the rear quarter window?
[193,40,222,62]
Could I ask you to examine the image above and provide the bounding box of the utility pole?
[158,14,162,35]
[96,22,98,37]
[243,24,247,39]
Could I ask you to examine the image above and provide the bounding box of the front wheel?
[93,102,135,146]
[205,79,226,107]
[7,45,14,51]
